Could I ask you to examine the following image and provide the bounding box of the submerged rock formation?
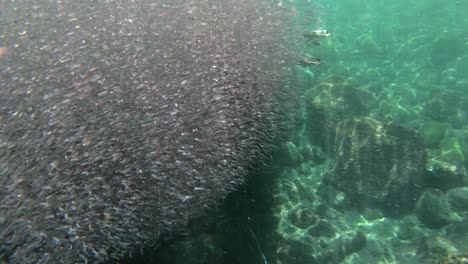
[330,117,426,215]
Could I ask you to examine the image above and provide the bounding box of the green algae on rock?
[330,117,426,216]
[415,188,461,229]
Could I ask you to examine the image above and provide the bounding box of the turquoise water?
[270,0,468,263]
[299,0,468,95]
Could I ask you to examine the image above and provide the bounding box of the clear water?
[267,0,468,263]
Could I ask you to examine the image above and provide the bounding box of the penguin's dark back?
[0,0,297,262]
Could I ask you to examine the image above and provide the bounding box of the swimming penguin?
[299,56,322,66]
[303,29,332,45]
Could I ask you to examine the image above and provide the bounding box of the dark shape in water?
[302,29,331,46]
[299,56,322,66]
[0,1,296,263]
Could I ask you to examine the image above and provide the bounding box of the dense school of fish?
[0,0,299,262]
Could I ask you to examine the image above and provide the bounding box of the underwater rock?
[0,1,297,263]
[300,144,328,165]
[444,220,468,254]
[362,208,384,222]
[276,230,366,264]
[317,183,351,210]
[356,35,384,58]
[447,187,468,218]
[287,206,318,229]
[424,156,466,191]
[440,136,467,164]
[277,141,303,168]
[274,134,327,168]
[307,219,335,238]
[374,97,419,124]
[285,204,335,237]
[276,240,316,264]
[430,31,467,69]
[415,189,461,229]
[304,75,375,155]
[423,128,468,191]
[422,90,467,128]
[330,117,426,215]
[313,230,367,263]
[451,129,468,169]
[396,217,420,241]
[417,118,447,148]
[417,236,460,263]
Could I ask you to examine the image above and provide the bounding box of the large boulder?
[447,187,468,219]
[415,188,461,229]
[330,117,426,215]
[304,76,374,155]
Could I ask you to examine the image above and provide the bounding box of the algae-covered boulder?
[422,90,467,128]
[423,128,468,191]
[287,206,318,229]
[417,118,447,148]
[417,236,460,263]
[305,76,375,155]
[440,135,468,164]
[444,220,468,254]
[447,187,468,219]
[415,188,461,229]
[330,117,426,215]
[424,157,466,191]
